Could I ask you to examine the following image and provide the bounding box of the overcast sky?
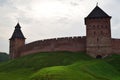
[0,0,120,53]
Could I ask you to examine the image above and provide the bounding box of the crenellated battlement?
[22,36,86,49]
[9,5,120,59]
[28,36,86,43]
[19,36,86,56]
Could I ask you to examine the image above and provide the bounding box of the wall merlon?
[10,5,120,59]
[19,36,86,56]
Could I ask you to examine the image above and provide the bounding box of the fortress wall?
[112,39,120,54]
[19,36,86,56]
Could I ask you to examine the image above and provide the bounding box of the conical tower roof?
[85,5,111,19]
[10,23,26,40]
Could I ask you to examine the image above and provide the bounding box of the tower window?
[101,31,103,34]
[94,31,96,35]
[101,25,103,28]
[97,38,99,42]
[97,25,99,28]
[93,25,95,28]
[105,26,107,28]
[89,25,91,29]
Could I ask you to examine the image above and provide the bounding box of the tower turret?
[85,5,112,58]
[9,23,26,59]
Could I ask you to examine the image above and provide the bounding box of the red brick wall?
[19,36,86,56]
[112,39,120,54]
[85,18,112,58]
[9,38,25,59]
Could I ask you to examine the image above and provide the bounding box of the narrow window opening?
[94,31,96,35]
[93,25,95,28]
[105,26,107,28]
[101,31,103,34]
[97,25,99,28]
[101,25,103,28]
[97,38,99,42]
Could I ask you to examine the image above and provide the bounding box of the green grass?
[0,51,120,80]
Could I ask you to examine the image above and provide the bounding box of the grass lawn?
[0,51,120,80]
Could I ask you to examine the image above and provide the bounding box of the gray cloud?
[0,0,8,6]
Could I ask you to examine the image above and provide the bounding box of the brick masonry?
[9,6,120,59]
[19,37,86,56]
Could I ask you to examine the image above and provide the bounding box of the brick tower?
[85,5,112,58]
[9,23,26,59]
